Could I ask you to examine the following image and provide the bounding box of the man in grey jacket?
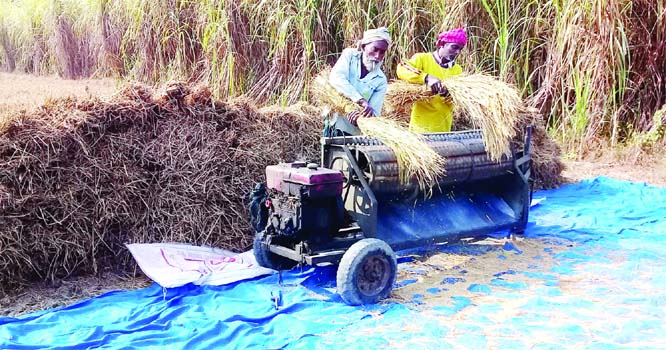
[328,27,391,127]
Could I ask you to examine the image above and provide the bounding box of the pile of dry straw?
[0,83,321,294]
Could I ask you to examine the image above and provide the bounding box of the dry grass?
[519,108,565,189]
[1,0,665,155]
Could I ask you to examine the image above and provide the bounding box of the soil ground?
[0,73,664,317]
[562,158,666,187]
[0,72,117,124]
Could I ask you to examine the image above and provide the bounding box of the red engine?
[266,162,344,198]
[250,162,345,240]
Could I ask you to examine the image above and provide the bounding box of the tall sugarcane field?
[1,0,665,316]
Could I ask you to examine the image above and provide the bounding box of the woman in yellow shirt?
[396,28,468,133]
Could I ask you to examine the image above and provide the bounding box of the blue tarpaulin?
[1,177,665,349]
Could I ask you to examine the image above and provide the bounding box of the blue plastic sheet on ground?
[2,177,666,349]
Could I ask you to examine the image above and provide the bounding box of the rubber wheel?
[253,230,297,271]
[336,238,397,305]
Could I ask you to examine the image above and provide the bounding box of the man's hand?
[439,85,450,97]
[347,110,361,126]
[348,99,375,125]
[425,75,443,94]
[357,98,374,117]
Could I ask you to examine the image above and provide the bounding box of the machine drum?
[336,238,397,305]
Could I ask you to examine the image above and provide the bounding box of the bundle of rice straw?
[384,81,434,117]
[311,73,357,114]
[311,70,445,193]
[383,74,522,162]
[381,81,434,122]
[357,117,445,195]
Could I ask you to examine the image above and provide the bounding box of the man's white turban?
[358,27,391,46]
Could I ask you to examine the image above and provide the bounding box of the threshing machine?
[249,120,532,305]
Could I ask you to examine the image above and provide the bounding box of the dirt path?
[562,159,666,188]
[0,72,117,122]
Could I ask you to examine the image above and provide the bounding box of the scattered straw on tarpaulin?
[311,70,445,192]
[383,74,522,162]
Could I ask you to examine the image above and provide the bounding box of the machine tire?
[336,238,397,305]
[253,230,297,271]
